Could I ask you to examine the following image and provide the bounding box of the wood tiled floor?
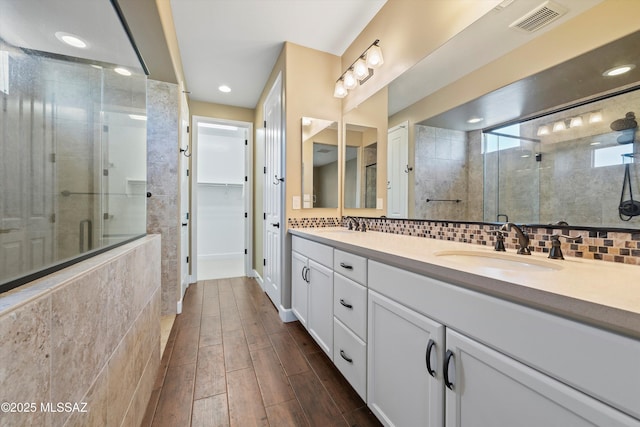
[142,277,383,427]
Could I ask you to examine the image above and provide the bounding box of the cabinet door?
[368,290,444,427]
[291,251,309,327]
[307,259,334,358]
[445,329,640,427]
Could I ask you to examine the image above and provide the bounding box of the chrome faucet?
[500,222,531,255]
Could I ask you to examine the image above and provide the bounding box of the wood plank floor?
[142,277,383,427]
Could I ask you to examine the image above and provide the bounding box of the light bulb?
[343,70,357,90]
[589,112,603,123]
[552,121,566,132]
[537,125,550,136]
[569,116,583,127]
[366,44,384,69]
[353,58,369,80]
[334,80,347,98]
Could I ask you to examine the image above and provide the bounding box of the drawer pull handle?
[301,266,307,282]
[304,267,310,283]
[340,350,353,364]
[425,339,436,377]
[339,262,353,270]
[444,350,455,390]
[339,299,353,309]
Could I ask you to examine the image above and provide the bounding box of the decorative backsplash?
[287,217,342,229]
[288,216,640,266]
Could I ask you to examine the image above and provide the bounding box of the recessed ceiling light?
[218,85,231,93]
[114,67,132,76]
[129,114,147,121]
[55,32,87,48]
[602,64,635,77]
[467,117,483,124]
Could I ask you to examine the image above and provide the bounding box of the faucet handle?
[554,234,582,243]
[494,230,506,252]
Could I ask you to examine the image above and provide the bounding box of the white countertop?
[289,227,640,339]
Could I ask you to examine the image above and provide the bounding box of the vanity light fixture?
[569,116,583,127]
[114,67,131,76]
[334,40,383,98]
[55,32,87,48]
[552,120,566,132]
[218,85,231,93]
[536,125,550,136]
[602,64,635,77]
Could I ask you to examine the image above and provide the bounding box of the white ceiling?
[169,0,387,109]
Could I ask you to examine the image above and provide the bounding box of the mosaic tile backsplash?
[288,217,640,266]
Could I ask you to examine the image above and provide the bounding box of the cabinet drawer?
[292,236,333,268]
[334,318,367,400]
[334,249,367,285]
[334,274,367,340]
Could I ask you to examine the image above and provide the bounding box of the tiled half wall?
[0,235,161,427]
[288,217,640,266]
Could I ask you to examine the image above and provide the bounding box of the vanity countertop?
[289,227,640,339]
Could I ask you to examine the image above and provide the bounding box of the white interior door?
[387,123,409,218]
[179,93,190,299]
[263,74,283,310]
[1,85,54,283]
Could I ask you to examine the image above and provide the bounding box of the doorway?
[387,122,409,218]
[192,116,252,281]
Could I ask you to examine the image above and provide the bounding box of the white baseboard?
[279,307,297,323]
[253,270,264,290]
[177,300,183,315]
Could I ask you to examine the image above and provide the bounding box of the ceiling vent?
[509,1,568,33]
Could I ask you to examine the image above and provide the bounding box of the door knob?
[271,222,280,228]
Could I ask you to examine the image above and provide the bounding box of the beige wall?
[189,101,255,123]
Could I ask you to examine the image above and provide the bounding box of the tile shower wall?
[146,80,180,316]
[0,235,161,427]
[414,125,482,221]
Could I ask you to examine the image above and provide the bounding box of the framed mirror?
[301,117,339,208]
[344,123,378,209]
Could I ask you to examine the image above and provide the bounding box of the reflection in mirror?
[301,118,338,208]
[344,124,377,209]
[483,88,640,228]
[401,30,640,230]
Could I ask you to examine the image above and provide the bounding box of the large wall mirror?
[383,12,640,230]
[344,124,378,209]
[301,117,339,208]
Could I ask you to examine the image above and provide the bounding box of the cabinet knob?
[444,350,455,390]
[425,339,437,378]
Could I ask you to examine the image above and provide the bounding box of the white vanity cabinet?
[368,290,444,427]
[368,260,640,427]
[291,236,334,358]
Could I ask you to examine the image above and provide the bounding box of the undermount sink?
[434,250,563,272]
[316,228,357,234]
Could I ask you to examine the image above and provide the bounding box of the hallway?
[143,277,382,427]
